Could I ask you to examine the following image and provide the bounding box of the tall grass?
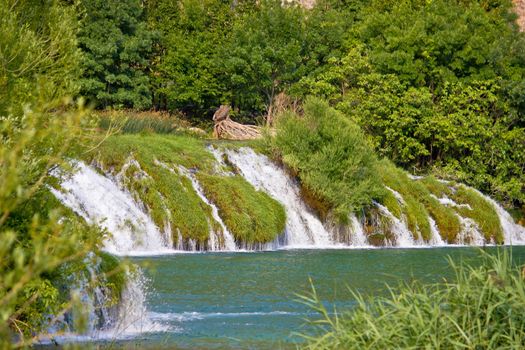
[97,110,193,134]
[300,250,525,349]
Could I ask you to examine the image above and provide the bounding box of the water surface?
[110,246,525,349]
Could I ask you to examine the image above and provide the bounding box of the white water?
[376,203,418,247]
[456,214,485,245]
[427,216,446,246]
[459,186,525,245]
[51,162,173,256]
[221,147,333,247]
[177,165,237,251]
[50,162,171,342]
[386,186,406,205]
[349,215,369,247]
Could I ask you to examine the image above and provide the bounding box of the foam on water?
[148,311,300,322]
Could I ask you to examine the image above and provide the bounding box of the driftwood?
[213,105,262,140]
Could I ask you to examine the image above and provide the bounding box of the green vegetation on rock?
[198,174,286,244]
[93,134,287,247]
[271,97,384,223]
[379,160,461,243]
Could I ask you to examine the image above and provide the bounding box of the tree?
[78,0,155,109]
[146,0,234,116]
[223,0,306,121]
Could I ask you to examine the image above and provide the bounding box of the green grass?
[94,134,216,245]
[198,174,286,244]
[96,110,193,135]
[301,250,525,349]
[271,97,384,223]
[379,161,433,242]
[420,177,503,243]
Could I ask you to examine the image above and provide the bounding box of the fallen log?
[213,105,262,140]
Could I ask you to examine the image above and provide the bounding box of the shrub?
[271,97,383,223]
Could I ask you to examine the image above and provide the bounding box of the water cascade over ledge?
[50,162,171,341]
[53,148,525,255]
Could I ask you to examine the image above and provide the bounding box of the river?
[74,246,525,349]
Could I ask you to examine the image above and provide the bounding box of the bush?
[301,250,525,349]
[271,97,383,222]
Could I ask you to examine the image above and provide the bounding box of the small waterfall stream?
[51,162,170,340]
[375,203,418,247]
[177,165,237,251]
[221,147,333,247]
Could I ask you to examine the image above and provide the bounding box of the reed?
[300,250,525,349]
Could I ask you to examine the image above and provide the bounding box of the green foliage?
[0,0,80,116]
[452,186,504,243]
[379,161,433,242]
[419,177,504,243]
[223,0,306,115]
[94,134,287,247]
[98,252,127,301]
[78,0,155,109]
[0,0,118,345]
[288,0,525,206]
[94,134,216,245]
[271,97,383,222]
[198,174,286,244]
[301,250,525,349]
[147,0,233,114]
[379,160,461,242]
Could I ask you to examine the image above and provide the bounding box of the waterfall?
[50,161,173,256]
[467,188,525,245]
[220,147,333,247]
[427,216,446,246]
[50,162,171,342]
[177,166,237,251]
[456,214,485,245]
[376,203,418,247]
[349,215,369,247]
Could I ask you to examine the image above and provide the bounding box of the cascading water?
[349,215,369,247]
[177,165,237,251]
[219,147,333,247]
[467,187,525,245]
[50,161,173,256]
[50,162,171,341]
[427,216,446,246]
[375,203,418,247]
[456,215,486,245]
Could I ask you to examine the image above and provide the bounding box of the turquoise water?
[102,246,525,349]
